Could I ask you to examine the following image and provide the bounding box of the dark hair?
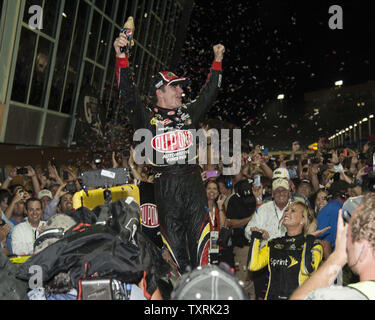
[260,176,272,188]
[9,184,23,195]
[205,180,219,190]
[25,197,42,210]
[309,189,329,215]
[0,189,11,204]
[215,175,228,185]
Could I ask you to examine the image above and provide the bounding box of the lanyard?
[274,201,289,232]
[205,205,216,227]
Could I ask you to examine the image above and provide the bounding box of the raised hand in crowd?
[201,171,208,182]
[54,183,68,201]
[290,141,300,160]
[25,165,41,195]
[37,172,48,189]
[4,188,24,220]
[355,166,368,185]
[48,163,63,186]
[330,150,339,165]
[64,167,81,192]
[128,147,144,183]
[217,193,226,210]
[1,167,18,191]
[112,151,120,169]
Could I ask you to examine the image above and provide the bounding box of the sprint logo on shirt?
[270,258,288,268]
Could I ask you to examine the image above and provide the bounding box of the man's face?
[297,183,312,198]
[59,194,73,213]
[157,84,184,109]
[14,202,25,216]
[26,201,43,226]
[273,187,290,208]
[40,196,51,210]
[50,185,59,197]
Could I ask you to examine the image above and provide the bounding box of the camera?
[122,150,130,157]
[64,184,76,193]
[42,168,49,179]
[254,175,261,187]
[16,168,28,175]
[93,154,102,165]
[364,166,373,174]
[63,171,69,180]
[50,158,58,168]
[357,153,368,160]
[342,196,364,224]
[206,171,218,178]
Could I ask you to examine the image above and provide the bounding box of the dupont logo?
[151,130,193,153]
[140,203,159,228]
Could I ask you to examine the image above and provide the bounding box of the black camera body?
[16,168,28,175]
[64,184,77,193]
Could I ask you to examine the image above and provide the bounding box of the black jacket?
[117,57,222,170]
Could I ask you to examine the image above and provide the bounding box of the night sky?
[176,0,375,150]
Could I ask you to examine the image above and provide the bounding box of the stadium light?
[335,80,343,87]
[277,94,285,100]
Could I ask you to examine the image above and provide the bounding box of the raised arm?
[113,32,147,130]
[187,44,225,126]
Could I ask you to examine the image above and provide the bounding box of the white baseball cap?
[272,178,290,191]
[38,189,53,200]
[273,168,290,180]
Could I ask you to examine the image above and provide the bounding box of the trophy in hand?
[120,16,135,55]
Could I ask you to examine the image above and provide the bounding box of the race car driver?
[113,29,225,275]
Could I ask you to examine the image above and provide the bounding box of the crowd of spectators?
[1,130,375,300]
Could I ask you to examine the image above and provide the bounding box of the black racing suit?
[248,231,323,300]
[116,56,223,274]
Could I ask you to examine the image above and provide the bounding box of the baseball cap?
[38,189,53,200]
[154,71,187,89]
[273,168,290,180]
[272,178,290,191]
[171,263,248,300]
